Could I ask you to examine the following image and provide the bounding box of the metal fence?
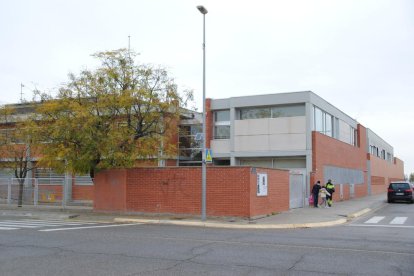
[0,177,66,207]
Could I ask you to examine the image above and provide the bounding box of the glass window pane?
[215,110,230,122]
[214,125,230,139]
[271,104,305,118]
[190,125,202,136]
[325,114,332,137]
[179,149,202,161]
[240,108,271,119]
[179,136,202,149]
[314,107,323,132]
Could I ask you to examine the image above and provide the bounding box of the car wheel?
[387,199,392,203]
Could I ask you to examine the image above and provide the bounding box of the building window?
[240,107,270,120]
[325,114,333,137]
[350,126,357,146]
[271,104,305,118]
[215,110,230,122]
[178,124,202,166]
[214,125,230,139]
[314,107,323,132]
[313,106,334,138]
[370,146,379,157]
[240,104,305,120]
[214,110,230,139]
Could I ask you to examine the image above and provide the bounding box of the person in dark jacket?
[311,181,321,208]
[325,179,335,207]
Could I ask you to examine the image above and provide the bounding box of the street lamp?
[197,5,207,221]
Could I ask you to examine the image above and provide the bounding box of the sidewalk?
[0,193,387,229]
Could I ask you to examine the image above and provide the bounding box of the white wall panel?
[268,134,306,150]
[268,117,306,134]
[235,119,268,136]
[234,116,306,152]
[211,140,230,154]
[234,135,269,151]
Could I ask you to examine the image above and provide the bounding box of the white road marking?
[0,223,39,228]
[0,219,102,231]
[364,216,385,224]
[21,219,97,225]
[0,226,18,230]
[1,220,92,226]
[39,223,142,232]
[389,217,408,225]
[348,224,414,229]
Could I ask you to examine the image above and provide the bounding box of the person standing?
[319,185,331,208]
[325,179,335,207]
[311,181,321,208]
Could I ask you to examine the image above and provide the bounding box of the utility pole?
[197,5,208,221]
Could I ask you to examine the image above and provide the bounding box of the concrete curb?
[114,217,348,229]
[347,208,371,219]
[346,201,387,220]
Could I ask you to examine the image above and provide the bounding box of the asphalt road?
[0,203,413,276]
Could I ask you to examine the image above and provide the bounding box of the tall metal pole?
[197,5,208,221]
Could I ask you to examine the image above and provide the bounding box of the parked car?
[387,182,413,203]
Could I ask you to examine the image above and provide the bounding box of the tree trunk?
[17,178,24,207]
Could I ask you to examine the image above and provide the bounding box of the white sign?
[257,173,268,196]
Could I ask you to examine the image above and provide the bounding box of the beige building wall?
[210,139,231,154]
[234,116,306,152]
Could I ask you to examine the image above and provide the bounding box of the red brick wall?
[250,168,290,217]
[369,155,404,195]
[72,185,94,201]
[94,169,127,211]
[371,175,385,195]
[94,167,290,218]
[312,124,368,202]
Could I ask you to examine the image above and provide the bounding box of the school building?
[202,91,404,208]
[1,91,405,217]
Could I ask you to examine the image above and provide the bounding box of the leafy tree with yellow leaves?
[0,105,39,206]
[34,49,192,179]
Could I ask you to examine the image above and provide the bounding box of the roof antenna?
[128,35,131,56]
[20,83,25,103]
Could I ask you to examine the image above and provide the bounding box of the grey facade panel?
[210,91,312,110]
[210,91,358,128]
[231,150,309,158]
[323,165,364,185]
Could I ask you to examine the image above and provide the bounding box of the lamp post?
[197,5,208,221]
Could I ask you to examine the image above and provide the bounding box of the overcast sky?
[1,0,413,175]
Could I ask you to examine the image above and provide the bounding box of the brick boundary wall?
[72,185,94,201]
[94,167,290,218]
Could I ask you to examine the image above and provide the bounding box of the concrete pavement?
[0,193,388,229]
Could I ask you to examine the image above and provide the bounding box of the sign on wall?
[205,149,212,163]
[257,173,268,196]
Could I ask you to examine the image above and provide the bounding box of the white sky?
[1,0,413,175]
